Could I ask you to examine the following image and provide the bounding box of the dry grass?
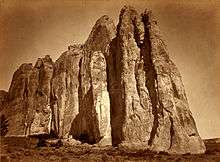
[1,138,220,162]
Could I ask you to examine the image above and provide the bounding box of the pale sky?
[0,0,219,139]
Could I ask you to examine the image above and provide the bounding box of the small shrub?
[0,114,9,136]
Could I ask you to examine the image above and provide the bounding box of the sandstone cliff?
[107,6,205,154]
[51,44,83,138]
[70,15,116,145]
[0,6,205,154]
[1,56,53,135]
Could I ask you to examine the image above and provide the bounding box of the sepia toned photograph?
[0,0,220,161]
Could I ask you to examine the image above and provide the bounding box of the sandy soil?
[1,139,220,162]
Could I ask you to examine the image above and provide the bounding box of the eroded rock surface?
[0,6,205,154]
[52,44,83,138]
[70,15,116,145]
[1,56,53,135]
[107,6,205,154]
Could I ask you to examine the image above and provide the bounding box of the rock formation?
[107,6,205,154]
[0,56,53,135]
[70,15,115,145]
[0,6,205,154]
[51,44,83,138]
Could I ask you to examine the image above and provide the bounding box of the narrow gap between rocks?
[140,14,160,146]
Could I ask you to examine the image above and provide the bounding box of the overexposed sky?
[0,0,219,139]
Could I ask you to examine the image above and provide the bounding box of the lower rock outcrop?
[1,56,53,136]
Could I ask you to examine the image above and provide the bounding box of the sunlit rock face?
[51,44,83,138]
[0,6,205,154]
[107,6,205,154]
[107,6,154,149]
[1,56,54,135]
[30,56,54,135]
[70,15,116,145]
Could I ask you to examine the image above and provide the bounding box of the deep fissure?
[140,14,161,146]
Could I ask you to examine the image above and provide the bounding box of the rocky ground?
[1,138,220,162]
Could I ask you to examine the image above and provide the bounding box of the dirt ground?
[1,139,220,162]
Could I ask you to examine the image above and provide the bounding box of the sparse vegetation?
[0,114,9,136]
[1,141,220,162]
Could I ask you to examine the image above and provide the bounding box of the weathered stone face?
[30,56,54,135]
[1,56,54,136]
[107,6,205,154]
[5,63,36,135]
[70,15,116,145]
[0,5,205,154]
[107,7,154,147]
[52,45,83,138]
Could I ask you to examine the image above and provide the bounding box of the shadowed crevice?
[171,79,180,99]
[107,38,125,146]
[70,54,101,144]
[140,14,161,146]
[169,116,174,149]
[50,81,59,137]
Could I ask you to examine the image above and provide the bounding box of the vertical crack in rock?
[71,52,101,144]
[78,58,83,114]
[23,77,29,135]
[107,38,125,146]
[31,56,54,135]
[49,72,59,137]
[141,12,160,146]
[52,45,83,138]
[142,9,205,153]
[70,15,115,144]
[169,116,174,149]
[108,6,155,146]
[171,79,180,99]
[107,6,205,154]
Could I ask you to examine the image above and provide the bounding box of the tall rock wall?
[70,16,116,144]
[51,44,83,138]
[0,6,205,154]
[107,6,205,154]
[107,6,154,148]
[1,56,53,135]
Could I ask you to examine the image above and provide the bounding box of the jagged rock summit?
[0,6,205,154]
[106,6,205,154]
